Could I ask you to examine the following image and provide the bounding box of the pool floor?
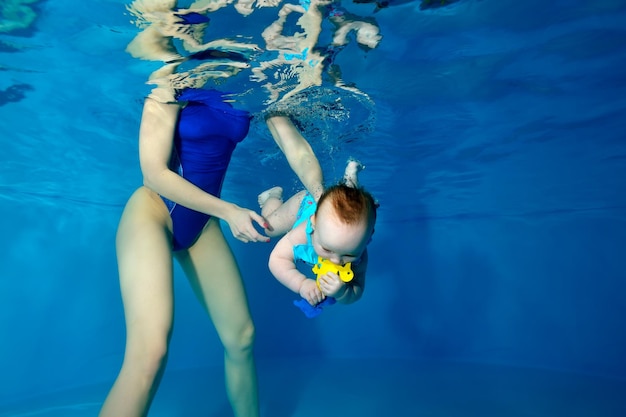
[1,359,625,416]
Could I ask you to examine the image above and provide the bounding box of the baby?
[260,115,377,313]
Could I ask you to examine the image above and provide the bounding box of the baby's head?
[311,184,377,266]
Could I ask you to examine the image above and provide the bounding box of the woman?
[99,88,268,417]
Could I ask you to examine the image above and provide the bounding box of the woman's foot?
[343,159,364,188]
[258,186,283,208]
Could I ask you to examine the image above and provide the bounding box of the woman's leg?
[100,187,175,417]
[176,217,259,417]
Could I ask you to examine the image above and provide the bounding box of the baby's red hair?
[316,184,377,228]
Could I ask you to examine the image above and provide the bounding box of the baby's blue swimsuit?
[292,192,318,265]
[161,88,251,251]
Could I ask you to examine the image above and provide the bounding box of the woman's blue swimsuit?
[161,88,251,251]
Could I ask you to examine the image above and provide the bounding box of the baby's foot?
[343,158,364,188]
[258,186,283,208]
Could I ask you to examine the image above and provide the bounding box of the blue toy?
[293,257,354,318]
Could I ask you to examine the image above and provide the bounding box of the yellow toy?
[312,256,354,286]
[294,257,354,318]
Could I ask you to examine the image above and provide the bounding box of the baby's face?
[311,203,372,266]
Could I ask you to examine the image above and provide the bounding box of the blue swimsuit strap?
[292,217,318,266]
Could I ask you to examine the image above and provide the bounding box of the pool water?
[1,0,625,415]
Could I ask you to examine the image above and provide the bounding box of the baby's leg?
[259,189,306,237]
[258,186,284,218]
[343,158,364,188]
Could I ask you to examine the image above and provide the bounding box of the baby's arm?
[268,231,325,306]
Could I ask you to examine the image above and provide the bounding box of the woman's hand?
[299,279,324,306]
[225,205,270,243]
[317,272,344,298]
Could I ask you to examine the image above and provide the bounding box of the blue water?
[1,0,626,415]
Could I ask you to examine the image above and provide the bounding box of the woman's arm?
[139,97,269,242]
[266,115,324,201]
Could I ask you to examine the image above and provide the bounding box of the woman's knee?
[126,335,170,378]
[223,320,256,358]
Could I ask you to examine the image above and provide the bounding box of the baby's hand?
[299,279,324,306]
[317,272,344,298]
